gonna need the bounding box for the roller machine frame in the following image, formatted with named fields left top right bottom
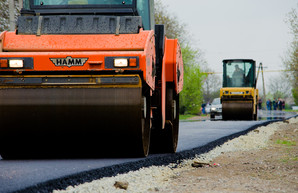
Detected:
left=0, top=0, right=183, bottom=158
left=220, top=59, right=258, bottom=120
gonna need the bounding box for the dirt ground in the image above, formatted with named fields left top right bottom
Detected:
left=158, top=120, right=298, bottom=193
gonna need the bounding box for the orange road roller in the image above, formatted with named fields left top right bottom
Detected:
left=0, top=0, right=183, bottom=158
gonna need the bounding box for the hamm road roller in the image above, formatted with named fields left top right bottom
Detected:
left=0, top=0, right=183, bottom=158
left=220, top=59, right=258, bottom=120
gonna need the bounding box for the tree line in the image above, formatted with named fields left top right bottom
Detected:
left=2, top=0, right=295, bottom=113
left=283, top=5, right=298, bottom=105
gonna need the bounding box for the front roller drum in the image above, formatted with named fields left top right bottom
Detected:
left=0, top=78, right=151, bottom=158
left=222, top=100, right=254, bottom=120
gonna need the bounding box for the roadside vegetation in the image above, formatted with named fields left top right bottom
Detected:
left=283, top=5, right=298, bottom=105
left=0, top=0, right=20, bottom=31
left=155, top=0, right=207, bottom=115
left=179, top=114, right=196, bottom=120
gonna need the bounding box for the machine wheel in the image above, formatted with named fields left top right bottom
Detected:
left=210, top=113, right=215, bottom=120
left=150, top=85, right=179, bottom=153
left=138, top=95, right=152, bottom=157
left=254, top=104, right=258, bottom=120
left=129, top=91, right=152, bottom=157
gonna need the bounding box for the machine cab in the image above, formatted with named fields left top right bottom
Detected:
left=222, top=59, right=256, bottom=88
left=20, top=0, right=155, bottom=33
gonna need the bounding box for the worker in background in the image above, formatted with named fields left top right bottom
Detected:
left=201, top=103, right=206, bottom=115
left=258, top=97, right=262, bottom=109
left=282, top=99, right=285, bottom=110
left=272, top=98, right=277, bottom=110
left=278, top=98, right=283, bottom=111
left=266, top=99, right=272, bottom=111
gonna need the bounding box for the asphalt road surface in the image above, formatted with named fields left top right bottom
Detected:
left=0, top=110, right=296, bottom=193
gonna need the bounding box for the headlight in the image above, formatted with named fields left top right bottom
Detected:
left=9, top=59, right=24, bottom=68
left=114, top=58, right=128, bottom=67
left=211, top=107, right=216, bottom=111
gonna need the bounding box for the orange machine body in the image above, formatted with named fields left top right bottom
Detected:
left=0, top=0, right=183, bottom=158
left=0, top=29, right=183, bottom=130
left=0, top=30, right=183, bottom=95
left=0, top=30, right=156, bottom=89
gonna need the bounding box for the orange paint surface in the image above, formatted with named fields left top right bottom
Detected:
left=163, top=38, right=184, bottom=94
left=0, top=30, right=156, bottom=89
left=2, top=30, right=150, bottom=52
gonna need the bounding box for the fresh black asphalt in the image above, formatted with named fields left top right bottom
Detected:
left=0, top=111, right=296, bottom=193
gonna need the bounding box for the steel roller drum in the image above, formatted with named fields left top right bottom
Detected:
left=0, top=77, right=148, bottom=158
left=222, top=100, right=253, bottom=120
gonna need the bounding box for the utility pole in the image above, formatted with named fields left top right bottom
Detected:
left=9, top=0, right=15, bottom=31
left=256, top=62, right=266, bottom=101
left=261, top=63, right=266, bottom=101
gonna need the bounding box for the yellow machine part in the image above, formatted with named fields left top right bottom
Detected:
left=220, top=87, right=258, bottom=120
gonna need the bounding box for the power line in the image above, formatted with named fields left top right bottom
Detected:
left=202, top=69, right=292, bottom=74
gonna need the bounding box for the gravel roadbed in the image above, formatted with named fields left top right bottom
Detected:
left=54, top=117, right=298, bottom=193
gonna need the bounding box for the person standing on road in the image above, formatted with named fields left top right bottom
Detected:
left=269, top=99, right=272, bottom=111
left=266, top=99, right=272, bottom=111
left=273, top=98, right=277, bottom=110
left=278, top=98, right=283, bottom=111
left=282, top=100, right=285, bottom=110
left=258, top=97, right=262, bottom=109
left=201, top=103, right=206, bottom=114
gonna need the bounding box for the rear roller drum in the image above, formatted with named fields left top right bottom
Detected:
left=150, top=85, right=179, bottom=153
left=222, top=101, right=254, bottom=120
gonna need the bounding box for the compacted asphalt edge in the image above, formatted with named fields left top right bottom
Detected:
left=14, top=116, right=297, bottom=193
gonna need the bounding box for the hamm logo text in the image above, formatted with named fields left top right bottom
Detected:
left=50, top=56, right=88, bottom=68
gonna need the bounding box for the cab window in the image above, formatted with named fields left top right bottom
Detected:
left=223, top=60, right=254, bottom=88
left=136, top=0, right=154, bottom=30
left=34, top=0, right=133, bottom=6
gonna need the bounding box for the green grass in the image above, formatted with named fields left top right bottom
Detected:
left=276, top=139, right=296, bottom=146
left=280, top=155, right=298, bottom=163
left=284, top=109, right=298, bottom=113
left=179, top=114, right=196, bottom=120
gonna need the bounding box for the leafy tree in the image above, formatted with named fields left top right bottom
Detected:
left=155, top=0, right=206, bottom=114
left=268, top=74, right=292, bottom=100
left=179, top=45, right=205, bottom=114
left=201, top=68, right=221, bottom=104
left=0, top=0, right=10, bottom=32
left=154, top=0, right=186, bottom=44
left=0, top=0, right=20, bottom=32
left=283, top=5, right=298, bottom=105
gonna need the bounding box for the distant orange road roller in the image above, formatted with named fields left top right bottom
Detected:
left=0, top=0, right=183, bottom=158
